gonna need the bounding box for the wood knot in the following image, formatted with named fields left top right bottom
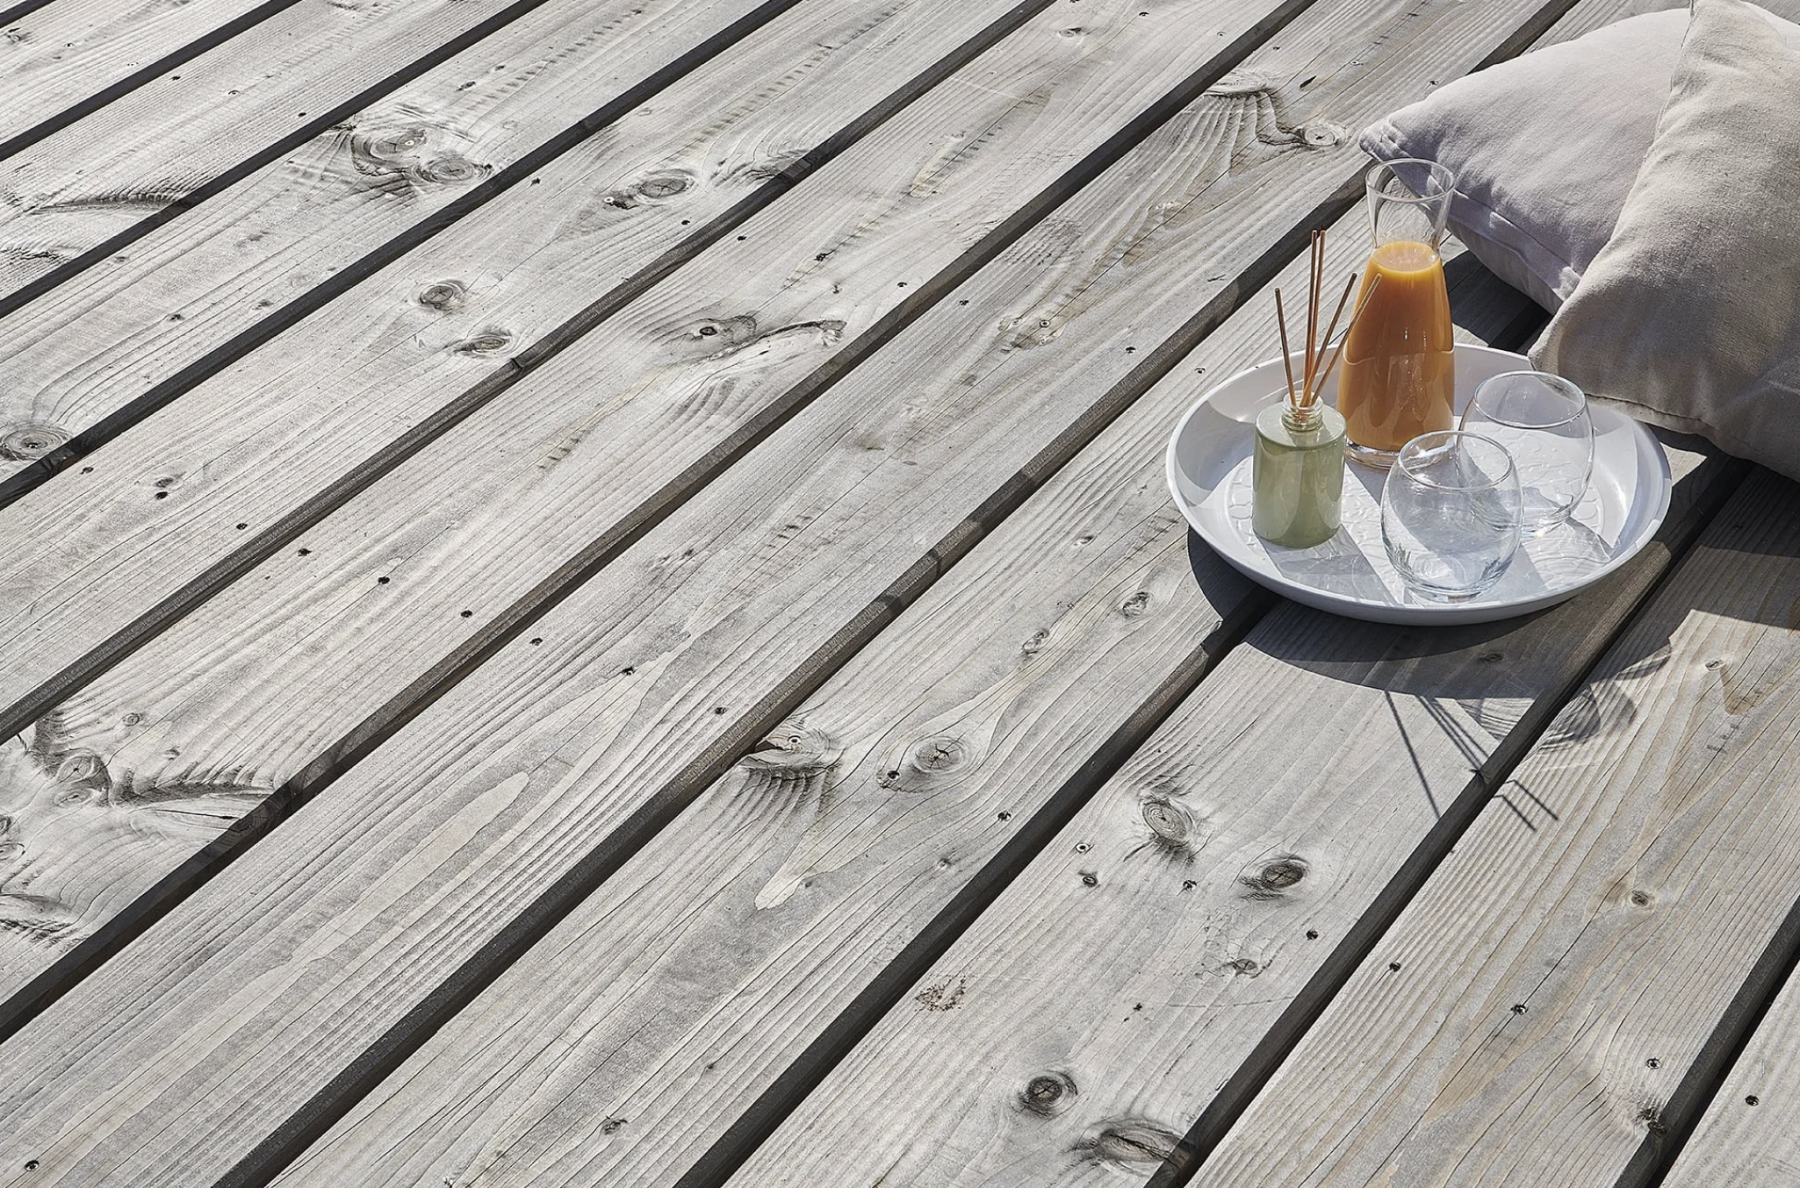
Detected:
left=414, top=154, right=489, bottom=185
left=54, top=749, right=110, bottom=793
left=1297, top=120, right=1347, bottom=148
left=738, top=718, right=841, bottom=778
left=689, top=313, right=758, bottom=350
left=1020, top=1071, right=1078, bottom=1117
left=1140, top=794, right=1198, bottom=854
left=1225, top=956, right=1261, bottom=976
left=452, top=328, right=512, bottom=355
left=1241, top=855, right=1308, bottom=897
left=1, top=422, right=69, bottom=461
left=908, top=735, right=969, bottom=775
left=605, top=167, right=698, bottom=207
left=1073, top=1118, right=1182, bottom=1168
left=416, top=279, right=468, bottom=312
left=1021, top=627, right=1050, bottom=656
left=1120, top=591, right=1151, bottom=617
left=350, top=126, right=491, bottom=187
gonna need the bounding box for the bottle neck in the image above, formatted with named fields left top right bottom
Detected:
left=1282, top=402, right=1324, bottom=434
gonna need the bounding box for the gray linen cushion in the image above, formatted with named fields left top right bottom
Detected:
left=1531, top=0, right=1800, bottom=479
left=1361, top=5, right=1800, bottom=312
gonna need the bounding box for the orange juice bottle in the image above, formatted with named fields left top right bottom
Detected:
left=1337, top=161, right=1458, bottom=468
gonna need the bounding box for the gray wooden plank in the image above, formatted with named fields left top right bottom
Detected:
left=0, top=0, right=839, bottom=500
left=0, top=0, right=564, bottom=301
left=1661, top=950, right=1800, bottom=1186
left=0, top=0, right=1321, bottom=1165
left=0, top=0, right=304, bottom=157
left=0, top=0, right=1103, bottom=728
left=266, top=220, right=1532, bottom=1188
left=1181, top=468, right=1800, bottom=1187
left=0, top=0, right=1314, bottom=965
left=705, top=356, right=1733, bottom=1186
left=0, top=0, right=1630, bottom=1181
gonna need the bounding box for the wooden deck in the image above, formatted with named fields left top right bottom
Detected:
left=2, top=0, right=1799, bottom=1183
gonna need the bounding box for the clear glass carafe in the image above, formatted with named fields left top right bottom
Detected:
left=1338, top=160, right=1457, bottom=469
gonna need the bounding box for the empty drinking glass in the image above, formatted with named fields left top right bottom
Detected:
left=1381, top=431, right=1523, bottom=601
left=1459, top=371, right=1592, bottom=536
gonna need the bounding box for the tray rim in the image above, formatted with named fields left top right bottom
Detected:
left=1164, top=344, right=1673, bottom=625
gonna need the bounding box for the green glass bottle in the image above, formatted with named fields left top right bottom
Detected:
left=1252, top=400, right=1347, bottom=548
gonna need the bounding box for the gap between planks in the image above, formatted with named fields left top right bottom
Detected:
left=0, top=0, right=1663, bottom=1180
left=0, top=0, right=310, bottom=161
left=0, top=0, right=1517, bottom=1179
left=0, top=0, right=796, bottom=335
left=0, top=0, right=1323, bottom=1039
left=0, top=6, right=1648, bottom=1188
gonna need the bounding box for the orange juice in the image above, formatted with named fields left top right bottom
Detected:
left=1337, top=240, right=1454, bottom=458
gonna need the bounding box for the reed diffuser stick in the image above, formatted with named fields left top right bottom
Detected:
left=1311, top=275, right=1382, bottom=401
left=1302, top=273, right=1359, bottom=407
left=1303, top=231, right=1323, bottom=400
left=1275, top=288, right=1297, bottom=403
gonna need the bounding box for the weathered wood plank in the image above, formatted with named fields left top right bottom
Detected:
left=0, top=0, right=1133, bottom=725
left=264, top=222, right=1530, bottom=1188
left=0, top=0, right=571, bottom=303
left=0, top=0, right=841, bottom=500
left=0, top=0, right=1330, bottom=1165
left=0, top=0, right=303, bottom=158
left=1661, top=950, right=1800, bottom=1186
left=0, top=0, right=1314, bottom=1009
left=0, top=0, right=1642, bottom=1182
left=704, top=365, right=1733, bottom=1185
left=1181, top=468, right=1800, bottom=1187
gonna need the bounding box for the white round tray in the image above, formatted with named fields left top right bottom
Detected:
left=1164, top=345, right=1671, bottom=625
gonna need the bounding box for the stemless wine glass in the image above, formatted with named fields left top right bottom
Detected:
left=1459, top=371, right=1593, bottom=535
left=1381, top=432, right=1523, bottom=601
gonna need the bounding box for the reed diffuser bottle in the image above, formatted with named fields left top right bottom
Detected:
left=1251, top=229, right=1368, bottom=549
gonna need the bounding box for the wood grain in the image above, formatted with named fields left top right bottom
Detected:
left=0, top=0, right=1638, bottom=1182
left=0, top=0, right=818, bottom=499
left=0, top=0, right=303, bottom=157
left=0, top=0, right=1542, bottom=1015
left=0, top=0, right=1312, bottom=1010
left=0, top=0, right=1096, bottom=724
left=0, top=0, right=553, bottom=301
left=0, top=0, right=1326, bottom=1171
left=1182, top=469, right=1800, bottom=1187
left=267, top=218, right=1530, bottom=1188
left=708, top=374, right=1732, bottom=1185
left=1661, top=940, right=1800, bottom=1186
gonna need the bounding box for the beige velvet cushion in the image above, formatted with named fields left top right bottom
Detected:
left=1531, top=0, right=1800, bottom=480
